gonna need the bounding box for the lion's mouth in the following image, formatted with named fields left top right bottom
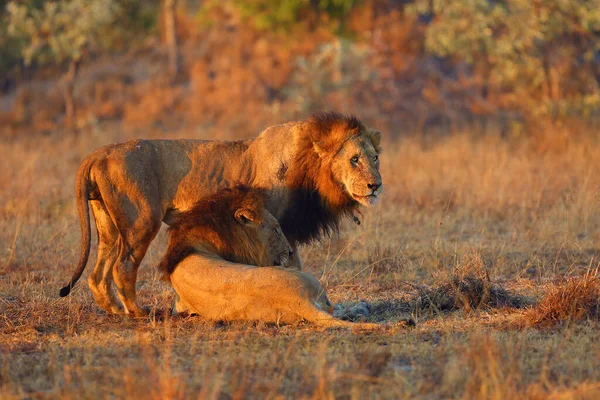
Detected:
left=353, top=193, right=378, bottom=200
left=273, top=254, right=289, bottom=267
left=351, top=193, right=380, bottom=206
left=352, top=185, right=383, bottom=205
left=353, top=193, right=377, bottom=199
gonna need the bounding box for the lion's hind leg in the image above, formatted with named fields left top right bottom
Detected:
left=111, top=212, right=162, bottom=318
left=88, top=200, right=124, bottom=314
left=93, top=158, right=162, bottom=318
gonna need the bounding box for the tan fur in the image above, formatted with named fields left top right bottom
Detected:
left=170, top=254, right=380, bottom=330
left=59, top=112, right=383, bottom=317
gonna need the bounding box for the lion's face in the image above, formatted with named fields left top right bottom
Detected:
left=235, top=207, right=293, bottom=267
left=329, top=131, right=383, bottom=207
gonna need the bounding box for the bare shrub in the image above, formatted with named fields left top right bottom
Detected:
left=411, top=253, right=529, bottom=314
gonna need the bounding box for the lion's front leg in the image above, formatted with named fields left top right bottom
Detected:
left=172, top=293, right=192, bottom=316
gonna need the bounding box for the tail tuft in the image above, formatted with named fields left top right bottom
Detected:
left=59, top=285, right=72, bottom=297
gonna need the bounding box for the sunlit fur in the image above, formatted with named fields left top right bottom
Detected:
left=59, top=112, right=383, bottom=316
left=158, top=186, right=292, bottom=280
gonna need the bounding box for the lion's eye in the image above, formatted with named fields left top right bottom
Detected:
left=351, top=156, right=359, bottom=164
left=373, top=155, right=378, bottom=162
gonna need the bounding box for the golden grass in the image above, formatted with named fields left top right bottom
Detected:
left=521, top=268, right=600, bottom=328
left=2, top=124, right=600, bottom=398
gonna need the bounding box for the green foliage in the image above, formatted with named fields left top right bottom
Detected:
left=408, top=0, right=600, bottom=118
left=234, top=0, right=301, bottom=31
left=0, top=19, right=23, bottom=76
left=117, top=0, right=159, bottom=39
left=202, top=0, right=360, bottom=33
left=1, top=0, right=156, bottom=76
left=6, top=0, right=121, bottom=66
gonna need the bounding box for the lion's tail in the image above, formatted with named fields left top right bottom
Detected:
left=306, top=307, right=381, bottom=330
left=59, top=156, right=94, bottom=297
left=318, top=318, right=382, bottom=330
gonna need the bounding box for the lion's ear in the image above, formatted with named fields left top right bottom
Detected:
left=313, top=141, right=329, bottom=159
left=366, top=127, right=382, bottom=151
left=234, top=207, right=259, bottom=225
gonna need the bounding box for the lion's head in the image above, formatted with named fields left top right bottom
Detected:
left=159, top=186, right=293, bottom=279
left=315, top=129, right=383, bottom=208
left=282, top=112, right=383, bottom=242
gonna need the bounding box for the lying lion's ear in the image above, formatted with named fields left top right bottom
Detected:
left=234, top=207, right=259, bottom=224
left=366, top=127, right=382, bottom=151
left=313, top=141, right=329, bottom=159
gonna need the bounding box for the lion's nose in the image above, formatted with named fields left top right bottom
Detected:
left=367, top=182, right=381, bottom=192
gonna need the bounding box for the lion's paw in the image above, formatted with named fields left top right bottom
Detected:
left=333, top=300, right=371, bottom=321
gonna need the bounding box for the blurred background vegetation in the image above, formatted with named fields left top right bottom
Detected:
left=0, top=0, right=599, bottom=137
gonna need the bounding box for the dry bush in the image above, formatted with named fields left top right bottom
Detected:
left=3, top=0, right=587, bottom=137
left=124, top=80, right=184, bottom=128
left=521, top=269, right=600, bottom=328
left=184, top=5, right=322, bottom=132
left=10, top=84, right=65, bottom=131
left=411, top=253, right=529, bottom=314
left=77, top=69, right=134, bottom=121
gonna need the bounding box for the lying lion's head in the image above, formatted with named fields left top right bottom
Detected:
left=234, top=200, right=292, bottom=268
left=159, top=186, right=293, bottom=279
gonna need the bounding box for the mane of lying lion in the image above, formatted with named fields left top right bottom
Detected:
left=280, top=111, right=370, bottom=243
left=158, top=186, right=267, bottom=279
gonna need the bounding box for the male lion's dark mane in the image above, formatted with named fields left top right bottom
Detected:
left=158, top=186, right=266, bottom=278
left=280, top=111, right=363, bottom=243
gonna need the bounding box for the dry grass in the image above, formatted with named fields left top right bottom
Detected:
left=521, top=269, right=600, bottom=328
left=2, top=124, right=600, bottom=398
left=410, top=253, right=532, bottom=315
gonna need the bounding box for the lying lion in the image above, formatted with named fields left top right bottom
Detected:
left=160, top=187, right=380, bottom=329
left=60, top=112, right=383, bottom=316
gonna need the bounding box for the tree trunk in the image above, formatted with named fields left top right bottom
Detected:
left=163, top=0, right=180, bottom=79
left=64, top=59, right=79, bottom=127
left=541, top=48, right=558, bottom=123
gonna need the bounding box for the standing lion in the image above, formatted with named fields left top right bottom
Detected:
left=60, top=112, right=383, bottom=316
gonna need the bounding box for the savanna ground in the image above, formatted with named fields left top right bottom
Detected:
left=2, top=123, right=600, bottom=399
